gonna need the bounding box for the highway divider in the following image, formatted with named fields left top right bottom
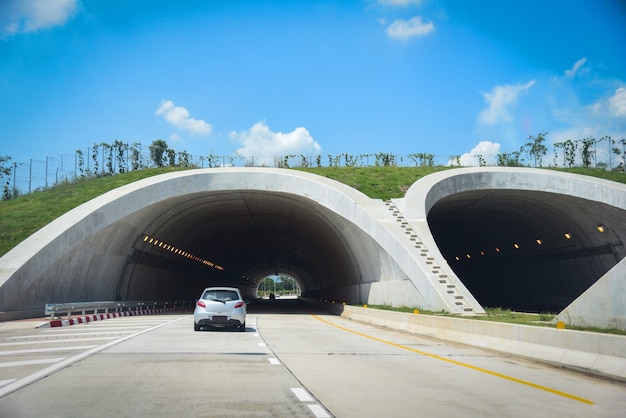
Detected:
left=311, top=300, right=626, bottom=382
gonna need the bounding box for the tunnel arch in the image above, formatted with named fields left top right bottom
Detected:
left=1, top=167, right=624, bottom=329
left=402, top=167, right=626, bottom=326
left=116, top=189, right=364, bottom=302
left=0, top=168, right=436, bottom=319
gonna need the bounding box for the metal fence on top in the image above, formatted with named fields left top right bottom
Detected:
left=3, top=150, right=456, bottom=198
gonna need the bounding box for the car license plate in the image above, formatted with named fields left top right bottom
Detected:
left=212, top=316, right=227, bottom=322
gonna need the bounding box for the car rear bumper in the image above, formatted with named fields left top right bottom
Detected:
left=194, top=313, right=245, bottom=328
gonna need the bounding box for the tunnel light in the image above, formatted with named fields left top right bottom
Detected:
left=513, top=243, right=520, bottom=249
left=597, top=225, right=606, bottom=233
left=141, top=234, right=225, bottom=272
left=564, top=232, right=572, bottom=239
left=536, top=239, right=542, bottom=245
left=466, top=254, right=471, bottom=259
left=495, top=247, right=500, bottom=253
left=455, top=256, right=460, bottom=261
left=480, top=251, right=485, bottom=256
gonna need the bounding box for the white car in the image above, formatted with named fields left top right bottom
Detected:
left=194, top=287, right=247, bottom=331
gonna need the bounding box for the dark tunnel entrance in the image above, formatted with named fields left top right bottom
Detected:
left=117, top=190, right=362, bottom=304
left=427, top=189, right=625, bottom=313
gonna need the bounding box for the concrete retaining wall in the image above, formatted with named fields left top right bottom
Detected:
left=338, top=305, right=626, bottom=382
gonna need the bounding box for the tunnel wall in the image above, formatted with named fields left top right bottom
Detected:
left=1, top=167, right=622, bottom=328
left=401, top=167, right=626, bottom=330
left=0, top=168, right=461, bottom=320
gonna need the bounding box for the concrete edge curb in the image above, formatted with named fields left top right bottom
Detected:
left=333, top=304, right=626, bottom=382
left=40, top=307, right=189, bottom=328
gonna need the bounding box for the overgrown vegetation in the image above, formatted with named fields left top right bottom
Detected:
left=361, top=305, right=626, bottom=335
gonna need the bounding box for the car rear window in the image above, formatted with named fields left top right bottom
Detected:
left=203, top=289, right=239, bottom=302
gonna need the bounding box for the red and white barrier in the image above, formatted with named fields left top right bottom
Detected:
left=47, top=307, right=187, bottom=327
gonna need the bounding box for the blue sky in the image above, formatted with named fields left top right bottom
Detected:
left=1, top=0, right=625, bottom=167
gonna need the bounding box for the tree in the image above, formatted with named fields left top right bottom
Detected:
left=1, top=155, right=15, bottom=200
left=112, top=140, right=128, bottom=173
left=496, top=152, right=521, bottom=167
left=166, top=148, right=176, bottom=166
left=131, top=142, right=143, bottom=171
left=524, top=132, right=548, bottom=167
left=76, top=149, right=85, bottom=178
left=561, top=139, right=577, bottom=168
left=613, top=139, right=626, bottom=172
left=149, top=139, right=168, bottom=167
left=580, top=137, right=595, bottom=168
left=409, top=153, right=435, bottom=167
left=91, top=143, right=100, bottom=176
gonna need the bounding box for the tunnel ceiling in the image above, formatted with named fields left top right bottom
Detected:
left=427, top=189, right=625, bottom=312
left=123, top=190, right=360, bottom=301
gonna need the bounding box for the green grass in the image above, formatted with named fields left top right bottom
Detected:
left=294, top=166, right=453, bottom=201
left=1, top=165, right=624, bottom=258
left=361, top=304, right=626, bottom=335
left=0, top=167, right=194, bottom=256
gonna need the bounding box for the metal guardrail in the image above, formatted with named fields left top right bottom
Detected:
left=44, top=300, right=192, bottom=319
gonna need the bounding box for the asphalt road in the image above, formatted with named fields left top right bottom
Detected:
left=0, top=299, right=624, bottom=417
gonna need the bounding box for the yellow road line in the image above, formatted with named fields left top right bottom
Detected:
left=312, top=314, right=594, bottom=405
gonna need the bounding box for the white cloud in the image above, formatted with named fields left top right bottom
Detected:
left=609, top=87, right=626, bottom=118
left=455, top=141, right=501, bottom=167
left=155, top=100, right=213, bottom=136
left=0, top=0, right=77, bottom=37
left=378, top=0, right=423, bottom=6
left=386, top=16, right=434, bottom=40
left=230, top=121, right=322, bottom=166
left=564, top=57, right=588, bottom=78
left=477, top=80, right=535, bottom=126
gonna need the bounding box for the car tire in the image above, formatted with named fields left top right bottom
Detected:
left=194, top=323, right=201, bottom=331
left=239, top=322, right=246, bottom=332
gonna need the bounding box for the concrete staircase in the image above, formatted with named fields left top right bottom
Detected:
left=384, top=200, right=475, bottom=314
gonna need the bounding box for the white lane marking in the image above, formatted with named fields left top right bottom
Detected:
left=0, top=317, right=186, bottom=398
left=0, top=337, right=117, bottom=346
left=258, top=342, right=267, bottom=347
left=308, top=404, right=331, bottom=418
left=0, top=358, right=66, bottom=368
left=291, top=387, right=314, bottom=402
left=253, top=333, right=260, bottom=337
left=43, top=326, right=147, bottom=331
left=0, top=379, right=17, bottom=387
left=0, top=345, right=98, bottom=355
left=11, top=331, right=138, bottom=338
left=268, top=358, right=280, bottom=365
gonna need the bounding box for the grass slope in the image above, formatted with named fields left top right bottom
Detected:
left=1, top=166, right=624, bottom=257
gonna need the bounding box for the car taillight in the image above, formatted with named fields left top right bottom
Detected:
left=197, top=300, right=206, bottom=308
left=234, top=301, right=245, bottom=309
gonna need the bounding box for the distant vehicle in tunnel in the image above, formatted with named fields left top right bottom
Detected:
left=194, top=287, right=247, bottom=332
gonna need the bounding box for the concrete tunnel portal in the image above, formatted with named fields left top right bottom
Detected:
left=0, top=167, right=624, bottom=328
left=428, top=189, right=624, bottom=313
left=119, top=190, right=361, bottom=303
